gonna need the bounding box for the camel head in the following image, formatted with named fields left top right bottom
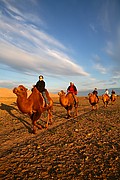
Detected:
left=88, top=93, right=93, bottom=97
left=13, top=85, right=28, bottom=97
left=58, top=90, right=66, bottom=96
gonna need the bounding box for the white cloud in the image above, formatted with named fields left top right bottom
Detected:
left=92, top=54, right=107, bottom=74
left=0, top=1, right=89, bottom=78
left=0, top=39, right=89, bottom=77
left=94, top=63, right=107, bottom=74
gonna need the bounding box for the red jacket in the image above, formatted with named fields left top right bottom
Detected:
left=67, top=85, right=77, bottom=95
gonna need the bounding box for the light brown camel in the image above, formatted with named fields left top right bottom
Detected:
left=13, top=85, right=53, bottom=134
left=58, top=90, right=78, bottom=119
left=88, top=93, right=99, bottom=110
left=110, top=94, right=116, bottom=105
left=102, top=94, right=110, bottom=107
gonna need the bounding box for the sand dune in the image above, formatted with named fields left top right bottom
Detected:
left=0, top=88, right=16, bottom=97
left=0, top=88, right=58, bottom=97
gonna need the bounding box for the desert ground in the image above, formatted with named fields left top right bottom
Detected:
left=0, top=89, right=120, bottom=180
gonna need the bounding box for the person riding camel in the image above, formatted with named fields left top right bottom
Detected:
left=92, top=88, right=99, bottom=100
left=105, top=89, right=110, bottom=97
left=67, top=82, right=78, bottom=106
left=110, top=89, right=116, bottom=100
left=35, top=75, right=49, bottom=107
left=111, top=90, right=115, bottom=94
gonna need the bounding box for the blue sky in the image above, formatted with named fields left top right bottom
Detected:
left=0, top=0, right=120, bottom=93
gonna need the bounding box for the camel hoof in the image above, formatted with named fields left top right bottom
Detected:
left=38, top=125, right=42, bottom=129
left=32, top=130, right=36, bottom=134
left=45, top=124, right=48, bottom=129
left=67, top=115, right=71, bottom=119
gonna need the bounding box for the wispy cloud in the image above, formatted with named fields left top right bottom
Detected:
left=89, top=23, right=97, bottom=33
left=94, top=63, right=107, bottom=74
left=92, top=54, right=107, bottom=74
left=0, top=0, right=89, bottom=78
left=104, top=41, right=114, bottom=56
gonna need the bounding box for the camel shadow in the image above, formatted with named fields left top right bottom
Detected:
left=0, top=103, right=33, bottom=133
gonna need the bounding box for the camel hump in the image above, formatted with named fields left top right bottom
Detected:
left=67, top=92, right=74, bottom=95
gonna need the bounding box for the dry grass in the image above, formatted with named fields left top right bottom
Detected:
left=0, top=95, right=120, bottom=179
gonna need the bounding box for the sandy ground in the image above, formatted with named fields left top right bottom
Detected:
left=0, top=89, right=120, bottom=179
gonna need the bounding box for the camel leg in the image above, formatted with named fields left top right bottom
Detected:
left=67, top=110, right=71, bottom=119
left=96, top=104, right=98, bottom=110
left=106, top=101, right=108, bottom=107
left=48, top=109, right=52, bottom=125
left=32, top=120, right=37, bottom=134
left=46, top=109, right=52, bottom=129
left=31, top=112, right=42, bottom=134
left=74, top=107, right=78, bottom=117
left=104, top=102, right=106, bottom=108
left=32, top=120, right=42, bottom=134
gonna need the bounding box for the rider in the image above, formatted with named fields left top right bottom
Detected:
left=105, top=89, right=110, bottom=97
left=67, top=82, right=78, bottom=106
left=93, top=88, right=99, bottom=100
left=110, top=90, right=116, bottom=99
left=35, top=75, right=49, bottom=107
left=111, top=90, right=115, bottom=94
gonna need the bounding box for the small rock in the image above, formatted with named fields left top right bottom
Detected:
left=75, top=128, right=79, bottom=132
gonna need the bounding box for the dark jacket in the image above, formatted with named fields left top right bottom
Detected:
left=35, top=80, right=45, bottom=92
left=92, top=90, right=98, bottom=96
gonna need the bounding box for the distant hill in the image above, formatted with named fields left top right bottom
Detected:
left=77, top=88, right=120, bottom=96
left=0, top=88, right=16, bottom=97
left=0, top=88, right=58, bottom=98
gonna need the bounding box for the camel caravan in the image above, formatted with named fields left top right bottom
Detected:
left=88, top=88, right=117, bottom=110
left=102, top=89, right=117, bottom=107
left=13, top=81, right=117, bottom=134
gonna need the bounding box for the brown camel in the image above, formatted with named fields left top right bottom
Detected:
left=58, top=90, right=78, bottom=119
left=88, top=93, right=99, bottom=110
left=110, top=94, right=116, bottom=105
left=102, top=94, right=110, bottom=107
left=13, top=85, right=53, bottom=134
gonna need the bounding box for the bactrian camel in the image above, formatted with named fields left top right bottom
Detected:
left=58, top=90, right=78, bottom=119
left=88, top=93, right=99, bottom=110
left=13, top=85, right=53, bottom=134
left=102, top=94, right=110, bottom=107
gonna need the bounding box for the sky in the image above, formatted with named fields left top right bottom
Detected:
left=0, top=0, right=120, bottom=93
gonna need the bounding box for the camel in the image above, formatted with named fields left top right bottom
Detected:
left=88, top=93, right=99, bottom=110
left=13, top=85, right=53, bottom=134
left=58, top=90, right=78, bottom=119
left=110, top=94, right=116, bottom=105
left=102, top=94, right=110, bottom=107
